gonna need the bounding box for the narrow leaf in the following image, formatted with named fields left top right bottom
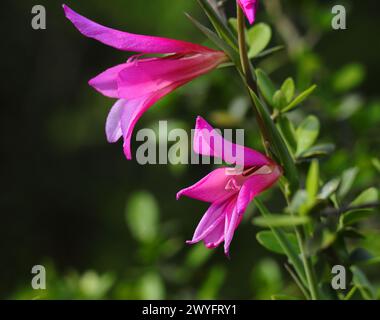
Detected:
left=256, top=69, right=276, bottom=106
left=282, top=85, right=317, bottom=113
left=254, top=214, right=310, bottom=227
left=306, top=160, right=319, bottom=204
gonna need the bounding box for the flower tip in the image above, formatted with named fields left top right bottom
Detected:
left=176, top=192, right=182, bottom=201
left=62, top=4, right=71, bottom=15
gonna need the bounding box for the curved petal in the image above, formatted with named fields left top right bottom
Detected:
left=89, top=63, right=127, bottom=98
left=118, top=82, right=183, bottom=159
left=177, top=168, right=239, bottom=203
left=63, top=4, right=212, bottom=54
left=193, top=116, right=270, bottom=168
left=105, top=99, right=126, bottom=143
left=203, top=219, right=225, bottom=249
left=237, top=0, right=259, bottom=24
left=186, top=200, right=229, bottom=245
left=224, top=201, right=243, bottom=256
left=236, top=164, right=282, bottom=214
left=89, top=52, right=226, bottom=100
left=116, top=52, right=226, bottom=100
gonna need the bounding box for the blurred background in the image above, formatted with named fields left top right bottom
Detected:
left=1, top=0, right=379, bottom=299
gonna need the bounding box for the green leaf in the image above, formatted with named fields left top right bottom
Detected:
left=277, top=116, right=297, bottom=154
left=341, top=209, right=373, bottom=226
left=288, top=190, right=308, bottom=214
left=297, top=143, right=335, bottom=160
left=338, top=167, right=359, bottom=199
left=185, top=13, right=236, bottom=60
left=372, top=158, right=380, bottom=173
left=256, top=231, right=299, bottom=255
left=318, top=178, right=341, bottom=200
left=350, top=266, right=375, bottom=300
left=306, top=160, right=319, bottom=204
left=254, top=199, right=306, bottom=286
left=228, top=18, right=238, bottom=33
left=247, top=23, right=272, bottom=58
left=256, top=69, right=276, bottom=106
left=273, top=90, right=287, bottom=110
left=125, top=191, right=159, bottom=243
left=197, top=0, right=238, bottom=51
left=282, top=85, right=317, bottom=113
left=296, top=115, right=320, bottom=156
left=350, top=187, right=379, bottom=206
left=333, top=63, right=366, bottom=93
left=254, top=214, right=310, bottom=227
left=281, top=78, right=295, bottom=104
left=252, top=45, right=284, bottom=59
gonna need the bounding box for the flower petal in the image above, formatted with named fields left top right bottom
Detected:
left=193, top=116, right=270, bottom=168
left=236, top=164, right=282, bottom=214
left=203, top=219, right=225, bottom=249
left=177, top=168, right=237, bottom=203
left=116, top=52, right=226, bottom=100
left=186, top=200, right=229, bottom=245
left=89, top=63, right=127, bottom=98
left=223, top=202, right=243, bottom=256
left=105, top=99, right=126, bottom=143
left=63, top=4, right=212, bottom=54
left=118, top=82, right=183, bottom=160
left=237, top=0, right=259, bottom=24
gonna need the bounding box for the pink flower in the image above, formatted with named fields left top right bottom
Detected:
left=63, top=5, right=228, bottom=159
left=177, top=117, right=281, bottom=256
left=237, top=0, right=259, bottom=24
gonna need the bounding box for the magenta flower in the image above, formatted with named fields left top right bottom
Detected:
left=177, top=117, right=281, bottom=256
left=237, top=0, right=259, bottom=24
left=63, top=5, right=228, bottom=159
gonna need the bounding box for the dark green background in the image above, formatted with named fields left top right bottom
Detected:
left=1, top=0, right=379, bottom=299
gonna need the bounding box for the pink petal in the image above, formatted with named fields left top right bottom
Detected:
left=116, top=52, right=226, bottom=100
left=236, top=164, right=282, bottom=214
left=118, top=82, right=183, bottom=160
left=63, top=4, right=213, bottom=54
left=176, top=168, right=238, bottom=203
left=194, top=116, right=270, bottom=168
left=224, top=202, right=243, bottom=256
left=89, top=63, right=127, bottom=98
left=186, top=200, right=229, bottom=245
left=237, top=0, right=259, bottom=24
left=105, top=99, right=126, bottom=143
left=89, top=52, right=226, bottom=100
left=203, top=219, right=225, bottom=249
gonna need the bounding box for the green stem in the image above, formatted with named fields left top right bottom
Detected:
left=344, top=286, right=357, bottom=300
left=236, top=5, right=270, bottom=155
left=284, top=193, right=319, bottom=300
left=294, top=227, right=319, bottom=300
left=284, top=264, right=310, bottom=300
left=254, top=199, right=308, bottom=289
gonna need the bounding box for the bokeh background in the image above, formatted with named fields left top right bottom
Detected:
left=1, top=0, right=379, bottom=299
